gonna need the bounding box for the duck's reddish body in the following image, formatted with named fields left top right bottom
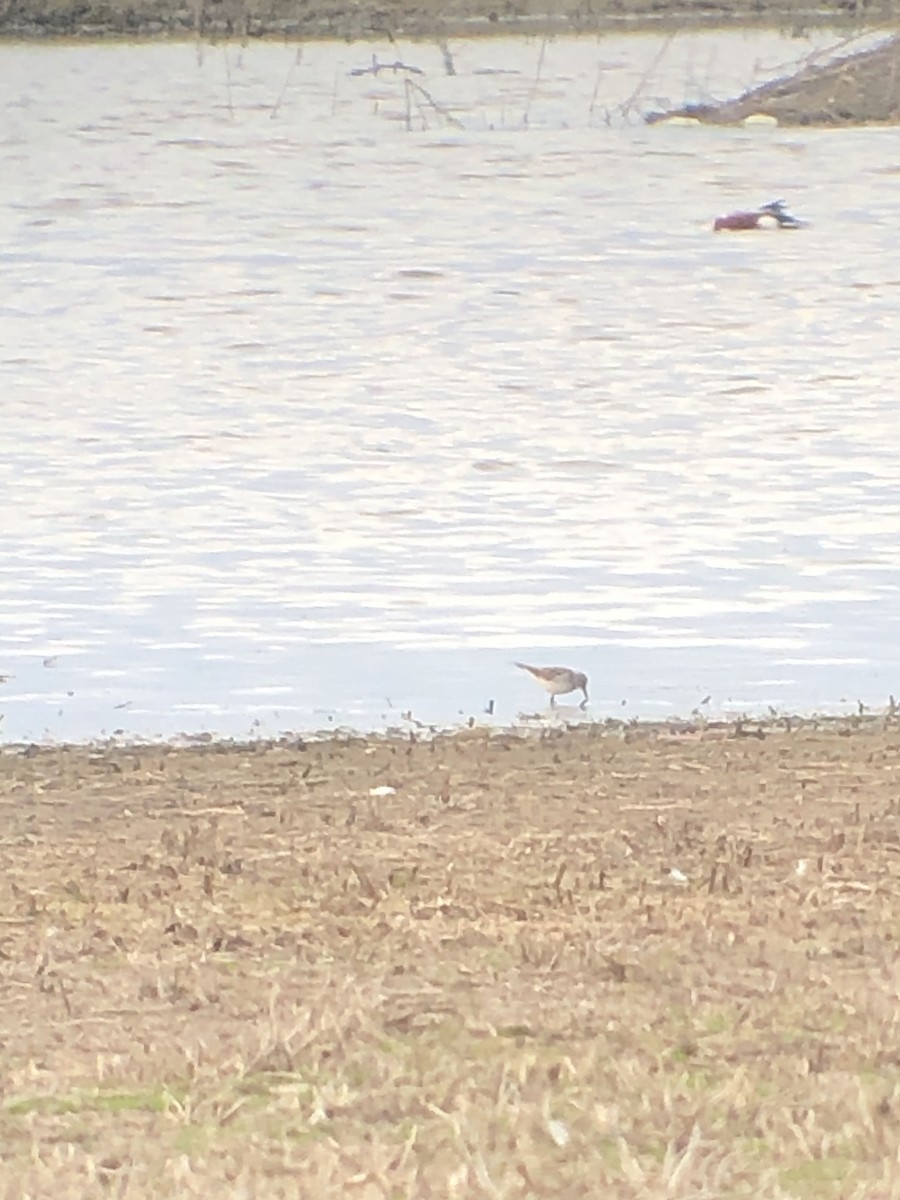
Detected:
left=713, top=199, right=806, bottom=233
left=713, top=210, right=765, bottom=232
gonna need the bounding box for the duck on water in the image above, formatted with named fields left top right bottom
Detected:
left=713, top=199, right=807, bottom=232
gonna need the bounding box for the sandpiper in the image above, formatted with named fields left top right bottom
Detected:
left=515, top=662, right=589, bottom=709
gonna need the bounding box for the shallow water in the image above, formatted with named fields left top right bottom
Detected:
left=2, top=30, right=900, bottom=742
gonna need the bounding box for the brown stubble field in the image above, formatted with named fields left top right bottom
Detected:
left=2, top=719, right=900, bottom=1197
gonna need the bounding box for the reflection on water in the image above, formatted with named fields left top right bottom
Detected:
left=2, top=30, right=900, bottom=742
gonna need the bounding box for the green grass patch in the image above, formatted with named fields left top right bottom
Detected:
left=8, top=1086, right=182, bottom=1118
left=779, top=1156, right=860, bottom=1196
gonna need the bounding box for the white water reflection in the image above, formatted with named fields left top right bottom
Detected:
left=2, top=31, right=900, bottom=741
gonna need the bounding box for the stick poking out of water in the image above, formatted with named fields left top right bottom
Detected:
left=438, top=40, right=456, bottom=77
left=404, top=78, right=463, bottom=131
left=350, top=55, right=424, bottom=78
left=271, top=48, right=303, bottom=119
left=522, top=36, right=548, bottom=126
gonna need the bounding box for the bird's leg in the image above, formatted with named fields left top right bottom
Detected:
left=550, top=695, right=556, bottom=708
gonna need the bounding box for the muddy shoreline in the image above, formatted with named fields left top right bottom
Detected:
left=2, top=716, right=900, bottom=1193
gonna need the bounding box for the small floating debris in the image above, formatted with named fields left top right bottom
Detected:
left=713, top=199, right=807, bottom=232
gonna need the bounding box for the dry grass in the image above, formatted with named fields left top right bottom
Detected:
left=2, top=718, right=900, bottom=1196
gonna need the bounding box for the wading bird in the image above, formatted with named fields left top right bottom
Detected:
left=515, top=662, right=589, bottom=709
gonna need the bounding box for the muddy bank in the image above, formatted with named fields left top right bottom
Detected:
left=652, top=27, right=900, bottom=124
left=0, top=0, right=894, bottom=41
left=2, top=717, right=900, bottom=1194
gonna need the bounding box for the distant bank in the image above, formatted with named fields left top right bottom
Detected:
left=0, top=0, right=892, bottom=42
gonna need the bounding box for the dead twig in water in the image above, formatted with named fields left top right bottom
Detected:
left=223, top=48, right=234, bottom=120
left=404, top=78, right=463, bottom=131
left=271, top=48, right=303, bottom=119
left=765, top=30, right=882, bottom=82
left=350, top=55, right=424, bottom=78
left=619, top=30, right=677, bottom=123
left=438, top=40, right=456, bottom=77
left=589, top=61, right=612, bottom=127
left=523, top=36, right=548, bottom=127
